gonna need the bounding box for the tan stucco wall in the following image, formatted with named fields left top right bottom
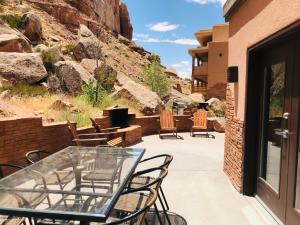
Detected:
left=228, top=0, right=300, bottom=119
left=207, top=41, right=228, bottom=89
left=212, top=24, right=229, bottom=42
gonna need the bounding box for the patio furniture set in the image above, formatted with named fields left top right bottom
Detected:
left=158, top=109, right=209, bottom=138
left=0, top=118, right=175, bottom=225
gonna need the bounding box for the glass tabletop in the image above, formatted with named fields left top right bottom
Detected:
left=0, top=146, right=145, bottom=222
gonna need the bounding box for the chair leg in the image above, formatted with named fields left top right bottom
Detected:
left=154, top=203, right=163, bottom=225
left=159, top=186, right=170, bottom=210
left=158, top=192, right=172, bottom=225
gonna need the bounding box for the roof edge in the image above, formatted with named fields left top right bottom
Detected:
left=223, top=0, right=246, bottom=21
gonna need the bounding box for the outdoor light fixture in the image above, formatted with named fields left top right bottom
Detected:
left=227, top=66, right=238, bottom=83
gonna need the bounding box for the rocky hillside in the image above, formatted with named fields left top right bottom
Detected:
left=0, top=0, right=192, bottom=118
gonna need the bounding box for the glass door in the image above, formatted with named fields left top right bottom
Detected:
left=256, top=51, right=290, bottom=221
left=256, top=36, right=300, bottom=225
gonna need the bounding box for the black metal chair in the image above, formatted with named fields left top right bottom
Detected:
left=36, top=188, right=157, bottom=225
left=0, top=163, right=23, bottom=178
left=127, top=167, right=171, bottom=225
left=0, top=164, right=31, bottom=225
left=131, top=154, right=173, bottom=211
left=25, top=150, right=74, bottom=191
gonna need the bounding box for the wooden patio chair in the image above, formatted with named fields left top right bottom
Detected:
left=158, top=110, right=179, bottom=138
left=90, top=117, right=120, bottom=133
left=68, top=121, right=126, bottom=147
left=190, top=109, right=209, bottom=137
left=67, top=120, right=107, bottom=146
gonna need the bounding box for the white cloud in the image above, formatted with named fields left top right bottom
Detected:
left=186, top=0, right=226, bottom=6
left=147, top=22, right=179, bottom=32
left=133, top=35, right=198, bottom=46
left=133, top=33, right=149, bottom=39
left=168, top=61, right=192, bottom=79
left=181, top=61, right=190, bottom=65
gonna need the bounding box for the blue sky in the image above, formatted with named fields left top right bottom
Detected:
left=122, top=0, right=226, bottom=79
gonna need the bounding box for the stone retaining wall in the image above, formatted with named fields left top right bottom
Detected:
left=223, top=87, right=244, bottom=192
left=0, top=117, right=73, bottom=166
left=0, top=113, right=219, bottom=168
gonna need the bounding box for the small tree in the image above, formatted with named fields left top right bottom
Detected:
left=143, top=60, right=169, bottom=97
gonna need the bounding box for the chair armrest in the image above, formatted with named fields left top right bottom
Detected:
left=72, top=137, right=107, bottom=142
left=100, top=127, right=120, bottom=132
left=78, top=131, right=126, bottom=137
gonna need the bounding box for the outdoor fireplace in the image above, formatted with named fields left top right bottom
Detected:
left=103, top=108, right=133, bottom=128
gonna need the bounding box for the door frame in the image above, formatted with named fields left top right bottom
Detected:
left=243, top=19, right=300, bottom=196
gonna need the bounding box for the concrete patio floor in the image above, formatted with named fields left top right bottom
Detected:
left=133, top=132, right=278, bottom=225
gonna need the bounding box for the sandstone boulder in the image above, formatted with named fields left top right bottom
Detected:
left=0, top=77, right=13, bottom=88
left=73, top=25, right=102, bottom=61
left=47, top=74, right=62, bottom=93
left=50, top=99, right=74, bottom=111
left=206, top=97, right=226, bottom=117
left=0, top=21, right=32, bottom=53
left=189, top=93, right=205, bottom=103
left=213, top=118, right=225, bottom=133
left=119, top=3, right=133, bottom=40
left=70, top=0, right=121, bottom=33
left=0, top=53, right=47, bottom=84
left=0, top=90, right=12, bottom=100
left=165, top=89, right=193, bottom=107
left=114, top=73, right=163, bottom=115
left=21, top=12, right=43, bottom=43
left=54, top=61, right=96, bottom=95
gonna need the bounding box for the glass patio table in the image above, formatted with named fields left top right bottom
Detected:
left=0, top=146, right=145, bottom=223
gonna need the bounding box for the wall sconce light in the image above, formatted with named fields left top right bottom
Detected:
left=227, top=66, right=238, bottom=83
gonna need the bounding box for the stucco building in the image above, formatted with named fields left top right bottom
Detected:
left=188, top=24, right=229, bottom=100
left=223, top=0, right=300, bottom=224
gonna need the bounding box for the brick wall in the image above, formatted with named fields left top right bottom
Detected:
left=223, top=86, right=245, bottom=192
left=207, top=82, right=227, bottom=100
left=0, top=117, right=73, bottom=167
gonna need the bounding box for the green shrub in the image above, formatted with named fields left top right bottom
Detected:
left=37, top=40, right=50, bottom=47
left=0, top=0, right=5, bottom=5
left=0, top=14, right=22, bottom=29
left=63, top=43, right=75, bottom=53
left=0, top=83, right=49, bottom=97
left=81, top=81, right=110, bottom=107
left=41, top=50, right=56, bottom=64
left=143, top=59, right=169, bottom=97
left=57, top=111, right=91, bottom=128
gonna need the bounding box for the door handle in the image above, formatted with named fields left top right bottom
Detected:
left=275, top=129, right=289, bottom=139
left=283, top=112, right=290, bottom=120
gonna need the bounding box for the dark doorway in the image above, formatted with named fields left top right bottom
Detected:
left=243, top=23, right=300, bottom=225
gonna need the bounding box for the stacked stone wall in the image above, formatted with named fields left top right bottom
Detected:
left=223, top=86, right=245, bottom=192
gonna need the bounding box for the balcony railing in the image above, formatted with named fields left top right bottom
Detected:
left=193, top=63, right=208, bottom=77
left=192, top=86, right=207, bottom=94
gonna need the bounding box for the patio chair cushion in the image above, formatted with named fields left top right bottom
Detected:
left=114, top=192, right=148, bottom=213
left=130, top=176, right=158, bottom=189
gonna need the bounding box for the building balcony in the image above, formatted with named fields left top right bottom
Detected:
left=193, top=63, right=208, bottom=77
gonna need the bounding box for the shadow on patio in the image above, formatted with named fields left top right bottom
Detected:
left=133, top=132, right=277, bottom=225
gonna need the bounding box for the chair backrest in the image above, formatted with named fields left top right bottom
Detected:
left=0, top=164, right=23, bottom=178
left=140, top=154, right=173, bottom=169
left=129, top=167, right=168, bottom=191
left=67, top=120, right=82, bottom=146
left=90, top=117, right=101, bottom=133
left=160, top=110, right=175, bottom=128
left=105, top=188, right=157, bottom=225
left=67, top=120, right=78, bottom=138
left=193, top=109, right=208, bottom=129
left=25, top=150, right=52, bottom=165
